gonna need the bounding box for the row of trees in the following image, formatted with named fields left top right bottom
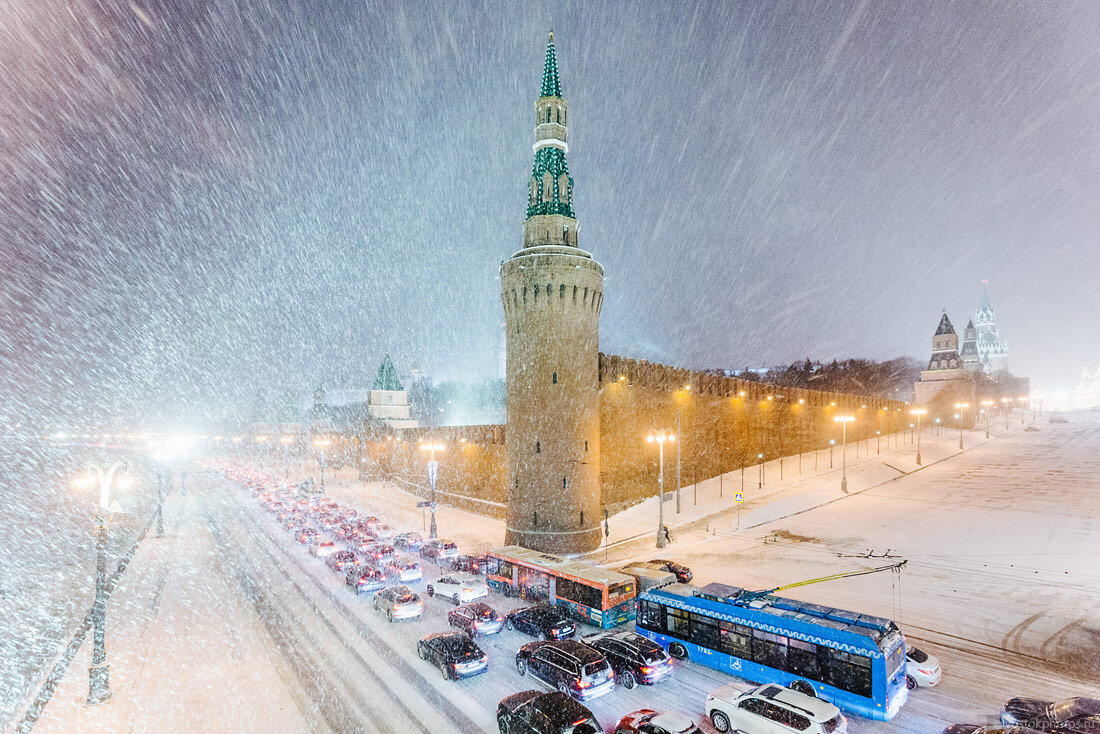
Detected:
left=713, top=357, right=923, bottom=401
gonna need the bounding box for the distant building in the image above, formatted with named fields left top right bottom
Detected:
left=1074, top=365, right=1100, bottom=409
left=368, top=355, right=418, bottom=430
left=300, top=355, right=419, bottom=432
left=974, top=280, right=1009, bottom=375
left=959, top=318, right=981, bottom=374
left=914, top=312, right=975, bottom=406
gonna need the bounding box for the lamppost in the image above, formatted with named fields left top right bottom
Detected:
left=757, top=452, right=764, bottom=489
left=71, top=461, right=135, bottom=705
left=981, top=399, right=995, bottom=438
left=279, top=435, right=293, bottom=479
left=647, top=430, right=676, bottom=548
left=312, top=436, right=332, bottom=493
left=676, top=383, right=690, bottom=514
left=954, top=403, right=969, bottom=449
left=875, top=430, right=881, bottom=455
left=828, top=439, right=835, bottom=468
left=796, top=398, right=805, bottom=474
left=934, top=416, right=941, bottom=437
left=834, top=415, right=854, bottom=493
left=1018, top=396, right=1028, bottom=424
left=910, top=408, right=926, bottom=465
left=419, top=441, right=445, bottom=538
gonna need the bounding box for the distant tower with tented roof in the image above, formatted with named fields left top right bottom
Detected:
left=974, top=280, right=1009, bottom=375
left=914, top=312, right=975, bottom=405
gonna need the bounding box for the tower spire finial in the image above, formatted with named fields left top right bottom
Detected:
left=541, top=29, right=561, bottom=98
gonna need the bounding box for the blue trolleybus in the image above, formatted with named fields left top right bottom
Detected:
left=635, top=582, right=908, bottom=720
left=485, top=546, right=636, bottom=629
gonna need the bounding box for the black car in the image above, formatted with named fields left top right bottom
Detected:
left=945, top=727, right=1048, bottom=734
left=515, top=640, right=615, bottom=701
left=416, top=631, right=488, bottom=680
left=497, top=691, right=602, bottom=734
left=504, top=605, right=576, bottom=640
left=449, top=602, right=504, bottom=637
left=450, top=554, right=488, bottom=575
left=647, top=559, right=693, bottom=583
left=1002, top=698, right=1100, bottom=733
left=582, top=630, right=673, bottom=688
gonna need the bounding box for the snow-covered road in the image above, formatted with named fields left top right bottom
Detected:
left=15, top=416, right=1100, bottom=733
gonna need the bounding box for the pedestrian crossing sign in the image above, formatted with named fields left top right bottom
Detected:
left=734, top=493, right=744, bottom=504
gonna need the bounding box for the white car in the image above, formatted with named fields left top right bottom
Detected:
left=905, top=645, right=942, bottom=688
left=309, top=538, right=338, bottom=558
left=426, top=573, right=489, bottom=605
left=371, top=523, right=397, bottom=540
left=706, top=683, right=847, bottom=734
left=373, top=585, right=425, bottom=622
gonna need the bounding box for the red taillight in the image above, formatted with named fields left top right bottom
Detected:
left=640, top=666, right=654, bottom=674
left=575, top=679, right=590, bottom=689
left=571, top=719, right=588, bottom=726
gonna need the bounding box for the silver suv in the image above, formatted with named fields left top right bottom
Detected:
left=706, top=683, right=847, bottom=734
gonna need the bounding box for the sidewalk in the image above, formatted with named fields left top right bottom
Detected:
left=24, top=480, right=310, bottom=733
left=602, top=412, right=1035, bottom=553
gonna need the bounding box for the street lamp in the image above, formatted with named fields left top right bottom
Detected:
left=674, top=384, right=690, bottom=514
left=828, top=439, right=835, bottom=468
left=279, top=435, right=294, bottom=479
left=419, top=441, right=445, bottom=538
left=647, top=430, right=676, bottom=548
left=757, top=452, right=764, bottom=490
left=834, top=416, right=854, bottom=493
left=312, top=436, right=332, bottom=493
left=910, top=408, right=927, bottom=465
left=71, top=461, right=135, bottom=704
left=1018, top=396, right=1028, bottom=424
left=954, top=403, right=969, bottom=449
left=981, top=400, right=995, bottom=438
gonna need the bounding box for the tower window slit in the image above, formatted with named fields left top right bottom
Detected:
left=572, top=285, right=578, bottom=301
left=535, top=440, right=540, bottom=454
left=559, top=284, right=565, bottom=298
left=546, top=283, right=552, bottom=297
left=552, top=372, right=557, bottom=384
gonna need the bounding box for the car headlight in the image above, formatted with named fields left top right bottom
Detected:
left=1002, top=713, right=1017, bottom=724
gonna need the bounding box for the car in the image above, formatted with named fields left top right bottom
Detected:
left=282, top=516, right=301, bottom=531
left=373, top=585, right=425, bottom=622
left=361, top=542, right=396, bottom=564
left=615, top=709, right=702, bottom=734
left=346, top=567, right=385, bottom=595
left=646, top=559, right=693, bottom=583
left=582, top=630, right=673, bottom=688
left=515, top=640, right=615, bottom=701
left=449, top=602, right=503, bottom=637
left=382, top=558, right=423, bottom=583
left=450, top=554, right=489, bottom=575
left=1048, top=415, right=1068, bottom=424
left=417, top=631, right=489, bottom=680
left=905, top=645, right=942, bottom=688
left=296, top=527, right=319, bottom=544
left=372, top=523, right=397, bottom=540
left=395, top=532, right=425, bottom=551
left=504, top=605, right=576, bottom=640
left=420, top=538, right=460, bottom=560
left=427, top=573, right=489, bottom=605
left=309, top=539, right=339, bottom=558
left=1001, top=697, right=1100, bottom=733
left=706, top=683, right=847, bottom=734
left=945, top=726, right=1049, bottom=734
left=325, top=550, right=360, bottom=573
left=496, top=691, right=602, bottom=734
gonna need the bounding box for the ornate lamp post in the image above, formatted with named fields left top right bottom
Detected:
left=647, top=430, right=676, bottom=548
left=312, top=436, right=332, bottom=493
left=71, top=461, right=135, bottom=705
left=279, top=435, right=294, bottom=479
left=954, top=403, right=969, bottom=449
left=981, top=399, right=995, bottom=438
left=419, top=441, right=445, bottom=538
left=910, top=408, right=927, bottom=465
left=834, top=415, right=854, bottom=493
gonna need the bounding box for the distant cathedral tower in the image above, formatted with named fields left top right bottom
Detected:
left=974, top=280, right=1009, bottom=374
left=500, top=31, right=603, bottom=553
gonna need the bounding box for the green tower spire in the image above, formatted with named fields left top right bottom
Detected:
left=527, top=30, right=574, bottom=221
left=541, top=29, right=561, bottom=98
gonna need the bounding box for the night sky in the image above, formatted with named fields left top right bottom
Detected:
left=2, top=0, right=1098, bottom=427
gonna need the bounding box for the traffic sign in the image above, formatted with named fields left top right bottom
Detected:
left=430, top=502, right=437, bottom=511
left=416, top=500, right=432, bottom=508
left=734, top=493, right=744, bottom=504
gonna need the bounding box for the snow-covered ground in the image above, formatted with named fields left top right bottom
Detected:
left=7, top=411, right=1098, bottom=733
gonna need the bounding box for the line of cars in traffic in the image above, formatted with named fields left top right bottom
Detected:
left=211, top=464, right=1095, bottom=734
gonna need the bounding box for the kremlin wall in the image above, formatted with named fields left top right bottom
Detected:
left=352, top=352, right=912, bottom=522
